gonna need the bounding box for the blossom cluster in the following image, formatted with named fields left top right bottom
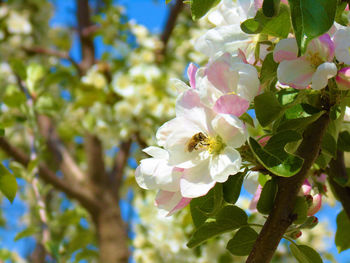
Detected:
left=136, top=0, right=350, bottom=216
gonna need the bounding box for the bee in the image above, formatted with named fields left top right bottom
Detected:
left=187, top=132, right=208, bottom=152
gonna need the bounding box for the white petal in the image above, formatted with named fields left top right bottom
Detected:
left=277, top=59, right=314, bottom=88
left=243, top=171, right=260, bottom=194
left=311, top=62, right=337, bottom=90
left=155, top=190, right=191, bottom=216
left=212, top=114, right=247, bottom=148
left=273, top=38, right=298, bottom=62
left=334, top=28, right=350, bottom=64
left=170, top=78, right=190, bottom=93
left=136, top=157, right=180, bottom=192
left=232, top=63, right=260, bottom=101
left=195, top=24, right=251, bottom=58
left=143, top=146, right=169, bottom=159
left=209, top=147, right=241, bottom=182
left=180, top=160, right=216, bottom=198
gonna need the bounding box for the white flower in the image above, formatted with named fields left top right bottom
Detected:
left=156, top=90, right=247, bottom=198
left=7, top=11, right=32, bottom=35
left=195, top=0, right=258, bottom=58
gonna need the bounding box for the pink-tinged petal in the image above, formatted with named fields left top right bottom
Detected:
left=273, top=38, right=298, bottom=62
left=277, top=59, right=314, bottom=88
left=213, top=94, right=249, bottom=116
left=155, top=190, right=191, bottom=216
left=258, top=136, right=270, bottom=146
left=175, top=89, right=202, bottom=115
left=336, top=67, right=350, bottom=89
left=212, top=114, right=247, bottom=148
left=334, top=28, right=350, bottom=64
left=249, top=185, right=262, bottom=211
left=206, top=59, right=239, bottom=94
left=300, top=179, right=312, bottom=196
left=187, top=63, right=198, bottom=89
left=254, top=0, right=263, bottom=10
left=307, top=194, right=322, bottom=216
left=237, top=48, right=249, bottom=64
left=310, top=34, right=335, bottom=61
left=311, top=62, right=337, bottom=90
left=315, top=173, right=327, bottom=184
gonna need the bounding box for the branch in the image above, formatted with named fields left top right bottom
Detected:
left=246, top=113, right=330, bottom=263
left=328, top=151, right=350, bottom=219
left=157, top=0, right=184, bottom=59
left=84, top=134, right=106, bottom=184
left=37, top=115, right=85, bottom=183
left=77, top=0, right=95, bottom=74
left=0, top=137, right=99, bottom=211
left=23, top=46, right=82, bottom=75
left=110, top=140, right=132, bottom=197
left=76, top=0, right=107, bottom=188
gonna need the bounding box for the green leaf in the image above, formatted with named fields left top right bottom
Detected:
left=264, top=130, right=302, bottom=159
left=290, top=243, right=323, bottom=263
left=293, top=196, right=308, bottom=224
left=14, top=226, right=40, bottom=241
left=223, top=173, right=244, bottom=204
left=165, top=0, right=173, bottom=3
left=0, top=164, right=17, bottom=203
left=241, top=18, right=262, bottom=34
left=337, top=131, right=350, bottom=152
left=335, top=1, right=349, bottom=26
left=187, top=205, right=247, bottom=248
left=335, top=210, right=350, bottom=252
left=190, top=0, right=219, bottom=20
left=249, top=132, right=303, bottom=177
left=254, top=92, right=284, bottom=127
left=257, top=179, right=278, bottom=214
left=263, top=0, right=281, bottom=17
left=260, top=53, right=278, bottom=84
left=288, top=0, right=337, bottom=54
left=226, top=227, right=258, bottom=256
left=276, top=111, right=324, bottom=132
left=255, top=4, right=291, bottom=38
left=239, top=112, right=255, bottom=127
left=216, top=205, right=248, bottom=226
left=321, top=132, right=337, bottom=158
left=190, top=184, right=223, bottom=228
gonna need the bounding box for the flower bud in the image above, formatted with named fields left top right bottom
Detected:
left=288, top=230, right=302, bottom=239
left=300, top=216, right=319, bottom=229
left=336, top=67, right=350, bottom=90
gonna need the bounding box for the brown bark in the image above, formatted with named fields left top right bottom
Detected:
left=93, top=196, right=129, bottom=263
left=246, top=113, right=330, bottom=263
left=76, top=1, right=129, bottom=262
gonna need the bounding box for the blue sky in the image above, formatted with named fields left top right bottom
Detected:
left=1, top=0, right=350, bottom=262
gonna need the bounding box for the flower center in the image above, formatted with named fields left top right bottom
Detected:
left=305, top=51, right=323, bottom=68
left=187, top=132, right=225, bottom=155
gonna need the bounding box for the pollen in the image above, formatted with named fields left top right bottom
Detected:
left=306, top=51, right=323, bottom=68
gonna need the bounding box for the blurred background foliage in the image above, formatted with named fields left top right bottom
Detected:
left=0, top=0, right=346, bottom=262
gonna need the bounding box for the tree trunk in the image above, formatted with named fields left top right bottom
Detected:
left=94, top=196, right=129, bottom=263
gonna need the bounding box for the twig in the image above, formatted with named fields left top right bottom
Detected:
left=246, top=113, right=330, bottom=263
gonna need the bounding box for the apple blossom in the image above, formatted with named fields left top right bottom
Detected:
left=156, top=90, right=247, bottom=198
left=195, top=0, right=258, bottom=58
left=273, top=34, right=337, bottom=90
